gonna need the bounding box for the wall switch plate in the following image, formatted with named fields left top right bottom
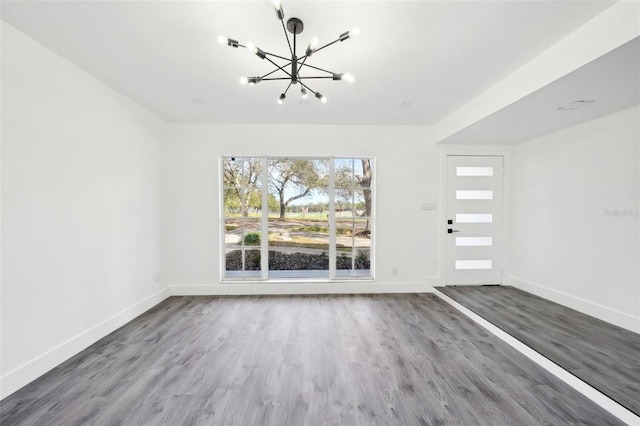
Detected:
left=421, top=202, right=437, bottom=210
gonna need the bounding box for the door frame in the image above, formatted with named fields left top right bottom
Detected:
left=439, top=147, right=511, bottom=286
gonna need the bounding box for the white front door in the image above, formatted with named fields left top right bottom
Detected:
left=446, top=155, right=504, bottom=285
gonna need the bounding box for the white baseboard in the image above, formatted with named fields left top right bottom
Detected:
left=170, top=279, right=438, bottom=296
left=0, top=287, right=172, bottom=400
left=510, top=276, right=640, bottom=334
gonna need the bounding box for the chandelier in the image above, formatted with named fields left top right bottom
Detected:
left=217, top=0, right=359, bottom=104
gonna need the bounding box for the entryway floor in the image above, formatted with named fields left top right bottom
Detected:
left=435, top=285, right=640, bottom=417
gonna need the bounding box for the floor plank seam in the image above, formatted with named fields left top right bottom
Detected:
left=432, top=288, right=640, bottom=426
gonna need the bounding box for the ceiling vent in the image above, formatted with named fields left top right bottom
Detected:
left=557, top=100, right=594, bottom=111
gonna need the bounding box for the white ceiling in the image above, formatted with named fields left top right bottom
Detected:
left=0, top=0, right=621, bottom=127
left=439, top=36, right=640, bottom=145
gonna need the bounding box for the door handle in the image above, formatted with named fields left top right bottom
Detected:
left=447, top=228, right=460, bottom=233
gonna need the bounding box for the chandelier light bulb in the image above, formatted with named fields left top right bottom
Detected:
left=339, top=28, right=359, bottom=42
left=301, top=87, right=308, bottom=99
left=316, top=92, right=327, bottom=103
left=217, top=36, right=239, bottom=48
left=245, top=42, right=257, bottom=54
left=239, top=76, right=248, bottom=85
left=306, top=37, right=319, bottom=57
left=254, top=47, right=266, bottom=59
left=272, top=0, right=285, bottom=20
left=278, top=93, right=286, bottom=105
left=343, top=73, right=355, bottom=83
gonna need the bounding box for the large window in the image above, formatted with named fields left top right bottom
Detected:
left=222, top=156, right=374, bottom=280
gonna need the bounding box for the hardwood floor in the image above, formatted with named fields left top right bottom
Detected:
left=436, top=285, right=640, bottom=417
left=0, top=294, right=625, bottom=425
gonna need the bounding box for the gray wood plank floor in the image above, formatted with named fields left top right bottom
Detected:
left=0, top=294, right=625, bottom=425
left=436, top=285, right=640, bottom=417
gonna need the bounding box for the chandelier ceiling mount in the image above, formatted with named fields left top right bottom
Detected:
left=286, top=17, right=304, bottom=35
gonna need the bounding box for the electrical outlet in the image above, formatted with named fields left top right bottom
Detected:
left=392, top=266, right=399, bottom=275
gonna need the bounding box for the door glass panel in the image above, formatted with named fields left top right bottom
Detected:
left=455, top=260, right=492, bottom=270
left=456, top=213, right=493, bottom=223
left=456, top=167, right=494, bottom=177
left=456, top=237, right=493, bottom=247
left=456, top=190, right=493, bottom=200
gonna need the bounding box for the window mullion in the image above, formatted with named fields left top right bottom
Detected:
left=260, top=157, right=269, bottom=280
left=329, top=159, right=336, bottom=279
left=220, top=157, right=226, bottom=281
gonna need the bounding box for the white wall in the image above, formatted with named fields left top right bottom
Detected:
left=0, top=22, right=169, bottom=398
left=167, top=123, right=443, bottom=294
left=509, top=106, right=640, bottom=332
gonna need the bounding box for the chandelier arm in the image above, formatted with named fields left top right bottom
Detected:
left=264, top=57, right=293, bottom=79
left=310, top=39, right=341, bottom=55
left=281, top=20, right=294, bottom=57
left=296, top=39, right=340, bottom=61
left=297, top=76, right=334, bottom=79
left=260, top=61, right=293, bottom=79
left=262, top=51, right=292, bottom=62
left=298, top=80, right=318, bottom=96
left=262, top=77, right=294, bottom=81
left=298, top=62, right=336, bottom=75
left=283, top=81, right=293, bottom=95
